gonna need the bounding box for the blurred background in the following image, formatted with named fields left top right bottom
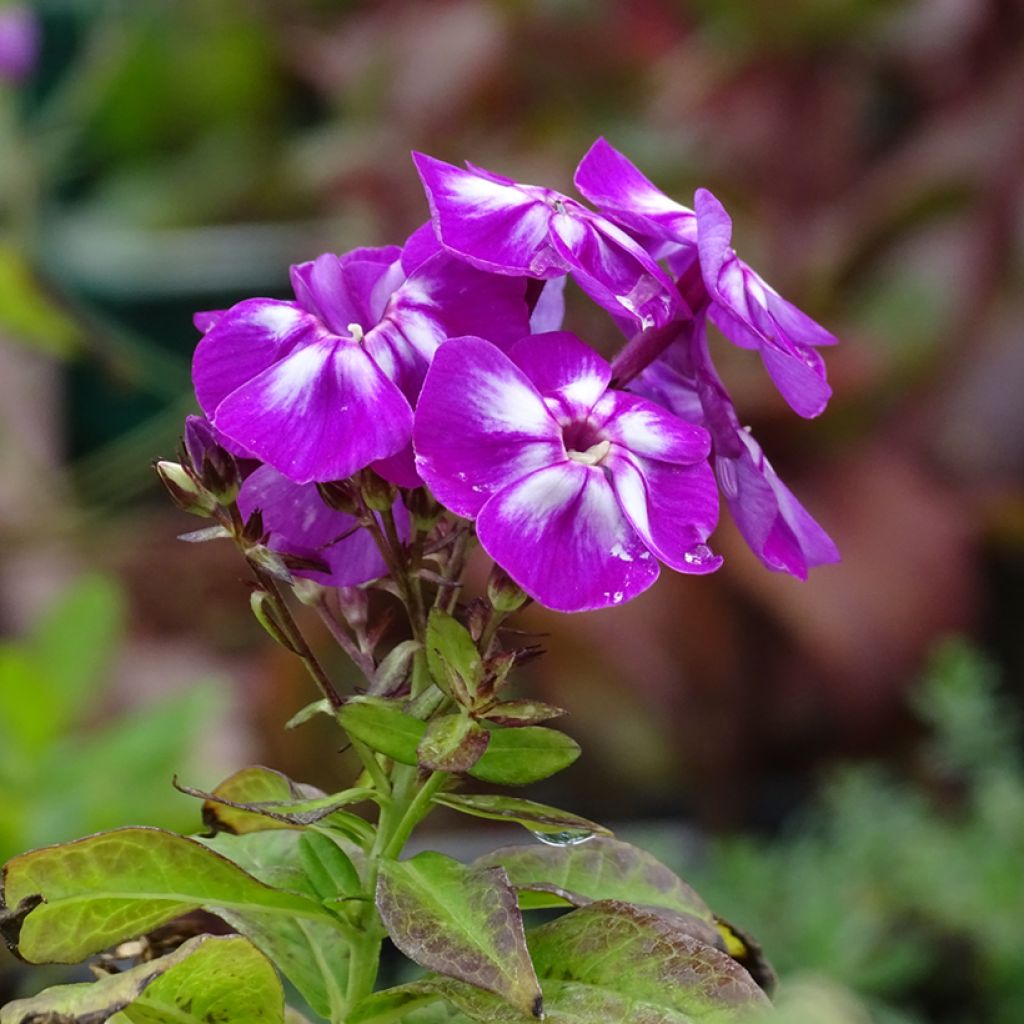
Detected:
left=1, top=1, right=1022, bottom=1021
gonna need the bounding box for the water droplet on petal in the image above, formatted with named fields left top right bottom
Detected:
left=531, top=829, right=596, bottom=847
left=683, top=543, right=715, bottom=567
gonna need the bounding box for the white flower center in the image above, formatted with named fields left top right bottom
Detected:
left=567, top=439, right=611, bottom=466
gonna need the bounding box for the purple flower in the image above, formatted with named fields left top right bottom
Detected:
left=412, top=153, right=685, bottom=332
left=192, top=238, right=530, bottom=487
left=414, top=332, right=721, bottom=613
left=695, top=189, right=837, bottom=419
left=575, top=138, right=838, bottom=418
left=637, top=319, right=839, bottom=580
left=238, top=465, right=408, bottom=588
left=0, top=5, right=39, bottom=84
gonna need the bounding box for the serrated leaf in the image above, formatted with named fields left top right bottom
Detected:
left=0, top=934, right=283, bottom=1024
left=418, top=715, right=490, bottom=772
left=178, top=766, right=374, bottom=841
left=376, top=852, right=542, bottom=1018
left=427, top=610, right=482, bottom=703
left=479, top=700, right=566, bottom=727
left=434, top=794, right=610, bottom=842
left=196, top=830, right=355, bottom=1021
left=468, top=728, right=580, bottom=785
left=366, top=901, right=768, bottom=1023
left=474, top=837, right=715, bottom=922
left=0, top=827, right=330, bottom=964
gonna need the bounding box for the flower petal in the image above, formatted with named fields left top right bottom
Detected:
left=477, top=462, right=659, bottom=612
left=574, top=137, right=698, bottom=245
left=529, top=276, right=567, bottom=334
left=508, top=331, right=611, bottom=414
left=413, top=337, right=562, bottom=518
left=606, top=450, right=722, bottom=574
left=413, top=152, right=562, bottom=277
left=214, top=339, right=413, bottom=484
left=238, top=465, right=398, bottom=587
left=594, top=390, right=710, bottom=464
left=757, top=340, right=832, bottom=419
left=290, top=252, right=404, bottom=335
left=694, top=188, right=735, bottom=289
left=718, top=432, right=839, bottom=579
left=192, top=298, right=317, bottom=417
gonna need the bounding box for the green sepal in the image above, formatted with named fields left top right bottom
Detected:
left=0, top=934, right=283, bottom=1024
left=417, top=714, right=490, bottom=772
left=433, top=793, right=610, bottom=842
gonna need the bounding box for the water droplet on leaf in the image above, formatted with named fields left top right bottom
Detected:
left=531, top=829, right=596, bottom=847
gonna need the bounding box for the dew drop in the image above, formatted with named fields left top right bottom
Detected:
left=531, top=829, right=596, bottom=847
left=683, top=543, right=715, bottom=567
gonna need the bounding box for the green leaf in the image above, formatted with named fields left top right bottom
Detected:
left=285, top=697, right=333, bottom=730
left=197, top=830, right=355, bottom=1020
left=418, top=715, right=490, bottom=772
left=474, top=837, right=715, bottom=921
left=478, top=700, right=566, bottom=727
left=339, top=699, right=425, bottom=765
left=0, top=934, right=283, bottom=1024
left=371, top=640, right=422, bottom=697
left=427, top=610, right=482, bottom=703
left=376, top=852, right=542, bottom=1018
left=366, top=901, right=767, bottom=1023
left=299, top=831, right=362, bottom=902
left=432, top=794, right=610, bottom=843
left=340, top=702, right=580, bottom=784
left=178, top=766, right=375, bottom=842
left=469, top=728, right=580, bottom=785
left=1, top=827, right=329, bottom=964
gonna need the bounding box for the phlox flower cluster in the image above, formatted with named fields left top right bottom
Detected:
left=189, top=140, right=840, bottom=612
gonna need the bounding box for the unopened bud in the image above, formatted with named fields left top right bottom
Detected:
left=199, top=446, right=240, bottom=505
left=250, top=588, right=300, bottom=653
left=317, top=481, right=359, bottom=516
left=403, top=486, right=441, bottom=531
left=337, top=586, right=369, bottom=634
left=486, top=564, right=528, bottom=613
left=360, top=469, right=397, bottom=512
left=291, top=577, right=324, bottom=606
left=154, top=460, right=215, bottom=517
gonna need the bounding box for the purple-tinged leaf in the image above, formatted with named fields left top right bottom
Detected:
left=375, top=853, right=542, bottom=1018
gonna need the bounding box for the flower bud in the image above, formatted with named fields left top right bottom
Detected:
left=154, top=460, right=216, bottom=517
left=199, top=446, right=240, bottom=505
left=360, top=469, right=397, bottom=512
left=317, top=480, right=359, bottom=516
left=403, top=486, right=441, bottom=531
left=486, top=564, right=528, bottom=613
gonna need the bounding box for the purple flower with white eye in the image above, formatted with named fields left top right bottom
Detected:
left=412, top=153, right=684, bottom=332
left=414, top=332, right=721, bottom=613
left=192, top=238, right=530, bottom=487
left=637, top=318, right=839, bottom=580
left=575, top=138, right=838, bottom=419
left=237, top=465, right=408, bottom=588
left=0, top=5, right=39, bottom=84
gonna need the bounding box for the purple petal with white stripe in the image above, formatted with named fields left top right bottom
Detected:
left=476, top=462, right=659, bottom=612
left=509, top=332, right=611, bottom=416
left=413, top=152, right=560, bottom=277
left=594, top=390, right=710, bottom=464
left=695, top=188, right=835, bottom=418
left=192, top=299, right=317, bottom=417
left=605, top=449, right=721, bottom=574
left=214, top=338, right=413, bottom=484
left=574, top=137, right=698, bottom=253
left=413, top=337, right=562, bottom=518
